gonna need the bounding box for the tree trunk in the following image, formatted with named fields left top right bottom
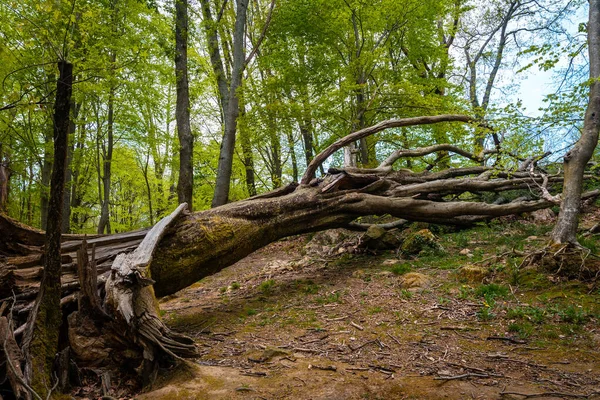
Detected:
left=239, top=104, right=257, bottom=196
left=40, top=127, right=53, bottom=231
left=62, top=102, right=80, bottom=233
left=286, top=129, right=299, bottom=183
left=211, top=0, right=249, bottom=207
left=0, top=144, right=10, bottom=213
left=22, top=60, right=72, bottom=398
left=70, top=108, right=86, bottom=231
left=551, top=2, right=600, bottom=244
left=268, top=118, right=282, bottom=189
left=175, top=0, right=194, bottom=211
left=98, top=73, right=115, bottom=235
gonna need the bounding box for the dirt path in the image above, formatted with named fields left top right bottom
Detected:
left=140, top=224, right=600, bottom=400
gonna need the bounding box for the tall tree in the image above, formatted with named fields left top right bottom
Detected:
left=22, top=60, right=73, bottom=397
left=175, top=0, right=194, bottom=210
left=551, top=2, right=600, bottom=244
left=202, top=0, right=250, bottom=207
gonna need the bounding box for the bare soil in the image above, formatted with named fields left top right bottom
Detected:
left=137, top=217, right=600, bottom=400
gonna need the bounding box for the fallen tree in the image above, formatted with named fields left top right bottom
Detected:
left=1, top=113, right=597, bottom=397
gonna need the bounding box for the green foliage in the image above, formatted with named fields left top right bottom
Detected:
left=475, top=284, right=509, bottom=299
left=0, top=0, right=585, bottom=236
left=508, top=322, right=534, bottom=339
left=507, top=306, right=547, bottom=324
left=555, top=305, right=589, bottom=325
left=315, top=291, right=342, bottom=304
left=390, top=263, right=412, bottom=275
left=258, top=279, right=276, bottom=294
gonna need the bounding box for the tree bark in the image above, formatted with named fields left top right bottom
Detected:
left=551, top=2, right=600, bottom=244
left=211, top=0, right=249, bottom=207
left=97, top=81, right=114, bottom=235
left=62, top=102, right=80, bottom=233
left=40, top=127, right=53, bottom=231
left=239, top=103, right=257, bottom=196
left=22, top=60, right=72, bottom=398
left=0, top=144, right=10, bottom=213
left=175, top=0, right=194, bottom=211
left=286, top=128, right=299, bottom=183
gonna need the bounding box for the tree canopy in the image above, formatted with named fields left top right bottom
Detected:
left=0, top=0, right=591, bottom=233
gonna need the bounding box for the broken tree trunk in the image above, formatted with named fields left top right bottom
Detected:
left=68, top=204, right=197, bottom=387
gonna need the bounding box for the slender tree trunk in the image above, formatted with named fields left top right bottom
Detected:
left=300, top=120, right=313, bottom=168
left=286, top=129, right=299, bottom=183
left=70, top=108, right=86, bottom=230
left=0, top=144, right=10, bottom=213
left=61, top=102, right=80, bottom=233
left=40, top=128, right=53, bottom=230
left=211, top=0, right=249, bottom=207
left=175, top=0, right=194, bottom=210
left=22, top=60, right=72, bottom=398
left=355, top=75, right=369, bottom=166
left=551, top=2, right=600, bottom=244
left=268, top=119, right=282, bottom=189
left=98, top=82, right=114, bottom=234
left=27, top=162, right=34, bottom=225
left=239, top=103, right=257, bottom=196
left=142, top=151, right=155, bottom=225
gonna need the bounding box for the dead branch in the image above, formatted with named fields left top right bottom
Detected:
left=301, top=114, right=475, bottom=183
left=434, top=372, right=496, bottom=380
left=380, top=144, right=483, bottom=169
left=500, top=390, right=600, bottom=398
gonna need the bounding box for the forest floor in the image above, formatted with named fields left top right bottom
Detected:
left=138, top=212, right=600, bottom=400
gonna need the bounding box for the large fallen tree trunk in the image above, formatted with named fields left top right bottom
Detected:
left=1, top=113, right=596, bottom=396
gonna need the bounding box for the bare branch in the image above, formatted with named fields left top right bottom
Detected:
left=301, top=114, right=475, bottom=184
left=379, top=144, right=483, bottom=169
left=244, top=0, right=276, bottom=66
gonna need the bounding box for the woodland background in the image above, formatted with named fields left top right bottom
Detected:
left=0, top=0, right=592, bottom=234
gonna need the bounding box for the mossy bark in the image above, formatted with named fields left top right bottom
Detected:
left=22, top=61, right=73, bottom=399
left=151, top=187, right=356, bottom=296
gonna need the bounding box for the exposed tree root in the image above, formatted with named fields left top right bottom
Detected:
left=519, top=243, right=600, bottom=281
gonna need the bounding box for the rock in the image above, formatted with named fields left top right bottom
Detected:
left=305, top=229, right=356, bottom=255
left=365, top=225, right=386, bottom=241
left=352, top=269, right=369, bottom=279
left=530, top=208, right=556, bottom=223
left=246, top=347, right=290, bottom=363
left=457, top=264, right=489, bottom=283
left=401, top=229, right=440, bottom=255
left=360, top=226, right=402, bottom=250
left=400, top=272, right=429, bottom=290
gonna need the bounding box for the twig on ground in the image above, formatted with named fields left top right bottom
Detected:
left=386, top=332, right=402, bottom=346
left=239, top=371, right=267, bottom=377
left=349, top=340, right=377, bottom=352
left=434, top=372, right=494, bottom=380
left=350, top=321, right=364, bottom=331
left=487, top=336, right=527, bottom=345
left=500, top=390, right=600, bottom=398
left=308, top=364, right=337, bottom=371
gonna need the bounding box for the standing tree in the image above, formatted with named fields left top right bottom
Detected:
left=175, top=0, right=194, bottom=210
left=551, top=2, right=600, bottom=244
left=21, top=60, right=73, bottom=398
left=201, top=0, right=250, bottom=207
